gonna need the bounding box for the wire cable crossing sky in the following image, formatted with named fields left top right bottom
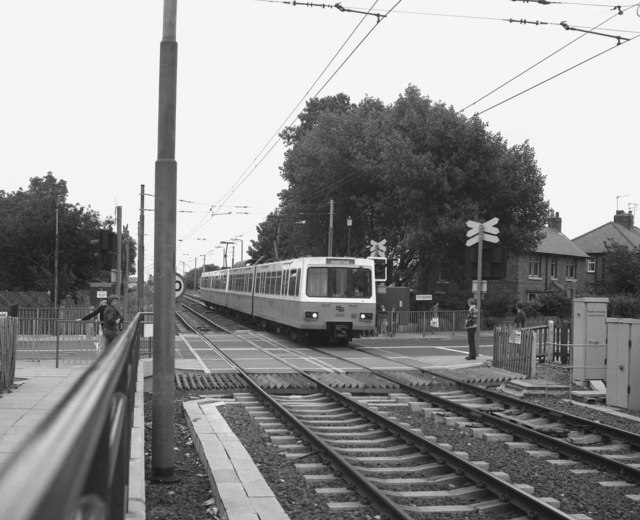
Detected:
left=1, top=0, right=638, bottom=269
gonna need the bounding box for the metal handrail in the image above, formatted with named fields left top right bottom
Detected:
left=0, top=312, right=143, bottom=520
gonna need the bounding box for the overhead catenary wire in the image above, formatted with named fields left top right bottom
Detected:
left=181, top=0, right=400, bottom=243
left=462, top=3, right=638, bottom=113
left=476, top=31, right=640, bottom=115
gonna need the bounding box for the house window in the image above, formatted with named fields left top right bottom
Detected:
left=550, top=257, right=557, bottom=279
left=587, top=258, right=595, bottom=273
left=528, top=255, right=541, bottom=278
left=566, top=258, right=577, bottom=279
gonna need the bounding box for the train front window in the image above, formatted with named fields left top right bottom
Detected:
left=306, top=267, right=372, bottom=298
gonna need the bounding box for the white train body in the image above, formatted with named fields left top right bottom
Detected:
left=199, top=257, right=376, bottom=344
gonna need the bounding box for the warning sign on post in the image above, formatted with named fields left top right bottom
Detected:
left=175, top=273, right=185, bottom=298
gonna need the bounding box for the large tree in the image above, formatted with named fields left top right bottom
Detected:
left=251, top=86, right=549, bottom=291
left=0, top=172, right=136, bottom=302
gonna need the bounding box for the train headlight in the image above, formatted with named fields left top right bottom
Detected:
left=304, top=311, right=319, bottom=320
left=359, top=312, right=373, bottom=320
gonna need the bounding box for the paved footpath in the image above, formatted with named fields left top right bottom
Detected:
left=0, top=361, right=87, bottom=471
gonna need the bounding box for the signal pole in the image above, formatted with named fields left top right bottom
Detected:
left=328, top=199, right=334, bottom=256
left=152, top=0, right=178, bottom=482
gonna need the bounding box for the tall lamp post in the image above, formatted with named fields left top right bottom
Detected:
left=152, top=0, right=178, bottom=482
left=346, top=216, right=352, bottom=257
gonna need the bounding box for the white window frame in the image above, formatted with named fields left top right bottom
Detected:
left=528, top=255, right=542, bottom=279
left=550, top=257, right=558, bottom=279
left=587, top=258, right=596, bottom=273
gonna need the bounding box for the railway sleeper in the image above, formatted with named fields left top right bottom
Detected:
left=404, top=498, right=516, bottom=515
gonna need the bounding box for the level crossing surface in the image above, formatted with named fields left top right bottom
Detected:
left=173, top=330, right=494, bottom=374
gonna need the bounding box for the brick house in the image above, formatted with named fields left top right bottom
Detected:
left=572, top=210, right=640, bottom=294
left=487, top=212, right=589, bottom=303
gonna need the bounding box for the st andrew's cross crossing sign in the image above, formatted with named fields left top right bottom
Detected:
left=466, top=217, right=499, bottom=247
left=369, top=239, right=387, bottom=257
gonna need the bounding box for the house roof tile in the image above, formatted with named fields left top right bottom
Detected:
left=537, top=227, right=589, bottom=257
left=572, top=221, right=640, bottom=254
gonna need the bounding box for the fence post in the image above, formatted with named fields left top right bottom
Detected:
left=546, top=320, right=554, bottom=361
left=560, top=321, right=569, bottom=364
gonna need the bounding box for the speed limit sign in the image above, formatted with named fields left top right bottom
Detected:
left=175, top=273, right=185, bottom=298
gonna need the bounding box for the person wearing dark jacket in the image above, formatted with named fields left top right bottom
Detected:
left=514, top=302, right=526, bottom=328
left=464, top=298, right=478, bottom=360
left=78, top=300, right=107, bottom=324
left=102, top=295, right=122, bottom=349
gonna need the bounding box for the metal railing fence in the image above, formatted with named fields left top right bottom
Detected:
left=12, top=308, right=154, bottom=364
left=0, top=312, right=144, bottom=520
left=377, top=310, right=473, bottom=336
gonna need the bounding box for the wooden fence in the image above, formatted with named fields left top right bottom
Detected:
left=493, top=320, right=572, bottom=378
left=0, top=317, right=18, bottom=391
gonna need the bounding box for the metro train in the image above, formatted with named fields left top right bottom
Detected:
left=199, top=256, right=378, bottom=345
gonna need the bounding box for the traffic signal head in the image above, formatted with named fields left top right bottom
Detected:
left=92, top=230, right=117, bottom=270
left=373, top=257, right=387, bottom=283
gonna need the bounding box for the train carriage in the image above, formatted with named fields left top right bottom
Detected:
left=200, top=257, right=376, bottom=344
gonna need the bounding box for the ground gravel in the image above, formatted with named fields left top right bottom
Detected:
left=144, top=394, right=216, bottom=520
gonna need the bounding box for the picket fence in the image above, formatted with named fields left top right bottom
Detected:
left=0, top=317, right=18, bottom=391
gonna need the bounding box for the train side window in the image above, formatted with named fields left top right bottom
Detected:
left=283, top=269, right=290, bottom=296
left=275, top=269, right=282, bottom=295
left=266, top=272, right=273, bottom=294
left=288, top=269, right=297, bottom=296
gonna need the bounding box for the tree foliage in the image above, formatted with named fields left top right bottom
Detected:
left=603, top=240, right=640, bottom=294
left=250, top=86, right=549, bottom=292
left=0, top=172, right=136, bottom=302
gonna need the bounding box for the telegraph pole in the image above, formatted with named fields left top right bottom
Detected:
left=152, top=0, right=178, bottom=482
left=138, top=185, right=145, bottom=310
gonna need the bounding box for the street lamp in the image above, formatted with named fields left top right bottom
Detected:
left=231, top=237, right=244, bottom=263
left=346, top=216, right=353, bottom=257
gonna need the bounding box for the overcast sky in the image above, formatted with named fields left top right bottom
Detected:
left=2, top=0, right=639, bottom=275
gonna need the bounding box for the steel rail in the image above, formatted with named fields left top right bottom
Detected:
left=177, top=308, right=575, bottom=519
left=176, top=307, right=415, bottom=519
left=316, top=344, right=640, bottom=483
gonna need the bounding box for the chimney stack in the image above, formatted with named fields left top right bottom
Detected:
left=548, top=211, right=562, bottom=232
left=614, top=210, right=634, bottom=229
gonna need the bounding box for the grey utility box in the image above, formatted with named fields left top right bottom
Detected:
left=572, top=297, right=608, bottom=381
left=606, top=318, right=640, bottom=411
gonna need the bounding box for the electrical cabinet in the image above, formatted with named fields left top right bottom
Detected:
left=572, top=297, right=608, bottom=381
left=606, top=318, right=640, bottom=410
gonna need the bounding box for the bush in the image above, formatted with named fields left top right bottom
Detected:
left=607, top=293, right=640, bottom=318
left=534, top=292, right=572, bottom=319
left=482, top=292, right=513, bottom=317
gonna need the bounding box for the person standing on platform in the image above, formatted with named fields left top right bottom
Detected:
left=102, top=295, right=122, bottom=350
left=514, top=301, right=526, bottom=329
left=464, top=297, right=478, bottom=360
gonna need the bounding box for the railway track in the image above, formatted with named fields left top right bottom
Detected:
left=310, top=343, right=640, bottom=486
left=174, top=303, right=623, bottom=518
